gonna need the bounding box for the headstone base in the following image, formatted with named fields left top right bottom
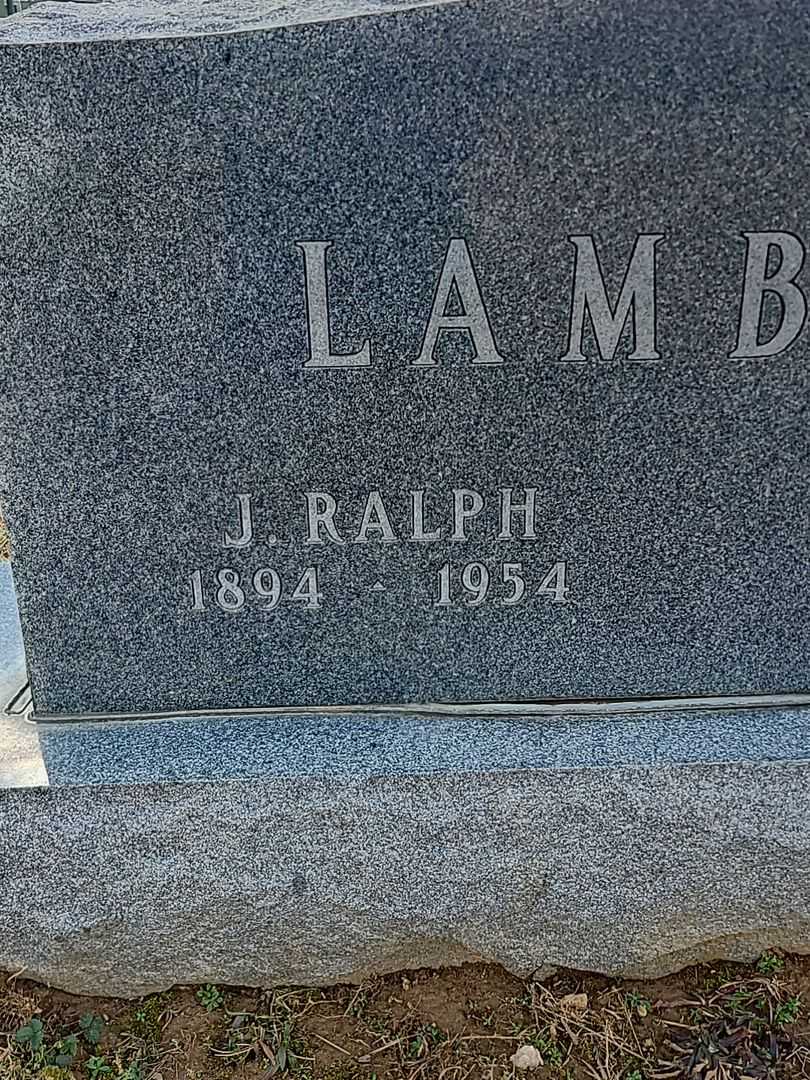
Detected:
left=1, top=708, right=809, bottom=997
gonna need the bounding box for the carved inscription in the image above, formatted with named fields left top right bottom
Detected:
left=187, top=490, right=569, bottom=614
left=189, top=566, right=322, bottom=612
left=187, top=228, right=807, bottom=618
left=298, top=231, right=808, bottom=366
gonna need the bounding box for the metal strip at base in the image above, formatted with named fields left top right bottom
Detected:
left=2, top=680, right=32, bottom=719
left=28, top=690, right=810, bottom=726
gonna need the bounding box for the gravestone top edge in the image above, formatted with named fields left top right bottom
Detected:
left=0, top=0, right=464, bottom=45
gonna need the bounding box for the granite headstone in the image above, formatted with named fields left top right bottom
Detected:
left=1, top=0, right=810, bottom=1001
left=1, top=0, right=809, bottom=720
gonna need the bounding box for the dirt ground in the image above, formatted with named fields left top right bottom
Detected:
left=0, top=518, right=9, bottom=561
left=2, top=954, right=809, bottom=1080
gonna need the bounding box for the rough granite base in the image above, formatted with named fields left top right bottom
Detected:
left=2, top=754, right=810, bottom=997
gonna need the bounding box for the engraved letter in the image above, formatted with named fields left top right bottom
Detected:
left=413, top=238, right=504, bottom=366
left=304, top=491, right=345, bottom=544
left=560, top=233, right=665, bottom=362
left=497, top=488, right=537, bottom=541
left=411, top=490, right=442, bottom=542
left=730, top=231, right=807, bottom=359
left=223, top=493, right=255, bottom=548
left=354, top=491, right=398, bottom=544
left=297, top=241, right=371, bottom=368
left=451, top=488, right=484, bottom=541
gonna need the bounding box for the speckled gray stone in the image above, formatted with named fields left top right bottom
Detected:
left=1, top=757, right=810, bottom=996
left=3, top=0, right=810, bottom=996
left=1, top=0, right=809, bottom=716
left=32, top=704, right=810, bottom=786
left=4, top=531, right=810, bottom=989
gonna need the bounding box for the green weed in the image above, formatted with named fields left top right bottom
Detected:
left=196, top=984, right=225, bottom=1012
left=625, top=991, right=652, bottom=1018
left=85, top=1055, right=114, bottom=1078
left=756, top=952, right=785, bottom=975
left=80, top=1014, right=104, bottom=1046
left=775, top=997, right=801, bottom=1027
